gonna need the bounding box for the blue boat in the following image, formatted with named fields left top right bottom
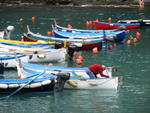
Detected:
left=53, top=24, right=126, bottom=42
left=17, top=62, right=121, bottom=90
left=53, top=24, right=116, bottom=33
left=0, top=75, right=55, bottom=94
left=53, top=29, right=126, bottom=42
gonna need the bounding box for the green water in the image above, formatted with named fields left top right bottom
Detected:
left=0, top=5, right=150, bottom=113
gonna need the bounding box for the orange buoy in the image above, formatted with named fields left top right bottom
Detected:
left=67, top=24, right=72, bottom=29
left=76, top=59, right=82, bottom=65
left=127, top=40, right=131, bottom=45
left=95, top=19, right=99, bottom=22
left=92, top=47, right=98, bottom=54
left=47, top=31, right=51, bottom=36
left=107, top=17, right=112, bottom=23
left=51, top=31, right=54, bottom=36
left=48, top=63, right=53, bottom=66
left=73, top=51, right=77, bottom=57
left=89, top=21, right=93, bottom=25
left=19, top=18, right=24, bottom=22
left=78, top=56, right=84, bottom=61
left=31, top=16, right=36, bottom=22
left=113, top=43, right=117, bottom=48
left=36, top=32, right=41, bottom=35
left=86, top=21, right=90, bottom=26
left=136, top=32, right=140, bottom=38
left=108, top=45, right=113, bottom=50
left=37, top=32, right=42, bottom=35
left=133, top=38, right=138, bottom=43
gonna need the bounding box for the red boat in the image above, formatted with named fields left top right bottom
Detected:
left=93, top=21, right=140, bottom=29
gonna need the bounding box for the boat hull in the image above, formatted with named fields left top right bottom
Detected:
left=17, top=62, right=121, bottom=90
left=65, top=77, right=119, bottom=89
left=0, top=55, right=28, bottom=68
left=118, top=20, right=150, bottom=26
left=0, top=78, right=55, bottom=94
left=93, top=21, right=140, bottom=29
left=28, top=49, right=66, bottom=63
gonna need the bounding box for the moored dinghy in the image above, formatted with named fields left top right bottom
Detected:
left=0, top=74, right=55, bottom=94
left=0, top=42, right=67, bottom=63
left=0, top=51, right=28, bottom=68
left=17, top=62, right=122, bottom=90
left=118, top=19, right=150, bottom=26
left=93, top=21, right=140, bottom=29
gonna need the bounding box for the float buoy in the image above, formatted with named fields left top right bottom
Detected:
left=31, top=16, right=36, bottom=22
left=107, top=17, right=112, bottom=23
left=95, top=19, right=99, bottom=22
left=76, top=59, right=82, bottom=65
left=78, top=56, right=84, bottom=61
left=36, top=32, right=41, bottom=35
left=51, top=31, right=54, bottom=36
left=86, top=21, right=90, bottom=26
left=113, top=43, right=117, bottom=48
left=108, top=45, right=113, bottom=50
left=127, top=40, right=131, bottom=45
left=89, top=21, right=93, bottom=25
left=92, top=47, right=98, bottom=54
left=48, top=63, right=53, bottom=66
left=73, top=51, right=77, bottom=57
left=47, top=31, right=51, bottom=36
left=136, top=32, right=140, bottom=38
left=133, top=38, right=138, bottom=43
left=19, top=18, right=24, bottom=22
left=67, top=24, right=72, bottom=29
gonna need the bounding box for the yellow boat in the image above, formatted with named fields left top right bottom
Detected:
left=0, top=38, right=55, bottom=45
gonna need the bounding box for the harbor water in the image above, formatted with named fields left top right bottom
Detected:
left=0, top=5, right=150, bottom=113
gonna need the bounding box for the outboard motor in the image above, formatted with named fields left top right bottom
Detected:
left=0, top=63, right=4, bottom=75
left=67, top=44, right=77, bottom=60
left=4, top=25, right=14, bottom=39
left=56, top=72, right=70, bottom=92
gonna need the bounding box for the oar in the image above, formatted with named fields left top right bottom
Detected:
left=0, top=71, right=45, bottom=99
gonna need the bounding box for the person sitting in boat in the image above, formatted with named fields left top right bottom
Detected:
left=87, top=64, right=110, bottom=79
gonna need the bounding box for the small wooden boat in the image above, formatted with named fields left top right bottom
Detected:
left=0, top=38, right=55, bottom=45
left=118, top=19, right=150, bottom=26
left=0, top=54, right=28, bottom=68
left=53, top=29, right=126, bottom=42
left=0, top=38, right=55, bottom=49
left=0, top=74, right=55, bottom=94
left=17, top=62, right=121, bottom=90
left=27, top=48, right=66, bottom=63
left=53, top=24, right=118, bottom=33
left=25, top=30, right=103, bottom=50
left=0, top=43, right=67, bottom=63
left=93, top=21, right=140, bottom=29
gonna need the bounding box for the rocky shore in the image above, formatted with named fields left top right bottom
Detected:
left=0, top=0, right=144, bottom=8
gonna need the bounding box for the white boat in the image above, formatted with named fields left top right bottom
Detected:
left=17, top=62, right=122, bottom=90
left=0, top=54, right=28, bottom=68
left=27, top=48, right=66, bottom=63
left=0, top=43, right=67, bottom=63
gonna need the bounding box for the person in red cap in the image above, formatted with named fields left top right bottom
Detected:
left=87, top=64, right=109, bottom=78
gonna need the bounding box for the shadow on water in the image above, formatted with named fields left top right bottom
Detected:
left=0, top=89, right=119, bottom=113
